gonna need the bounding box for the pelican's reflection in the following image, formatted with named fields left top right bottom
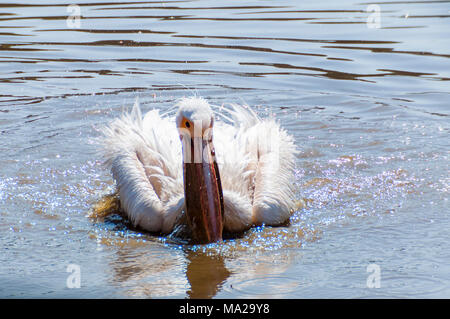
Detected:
left=97, top=212, right=302, bottom=298
left=185, top=250, right=231, bottom=299
left=104, top=236, right=231, bottom=298
left=107, top=241, right=187, bottom=297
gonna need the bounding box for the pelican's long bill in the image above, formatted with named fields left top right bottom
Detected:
left=179, top=118, right=224, bottom=244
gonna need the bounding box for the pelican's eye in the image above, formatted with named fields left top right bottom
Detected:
left=185, top=121, right=190, bottom=128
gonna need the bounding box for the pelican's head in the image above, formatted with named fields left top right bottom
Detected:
left=175, top=97, right=224, bottom=244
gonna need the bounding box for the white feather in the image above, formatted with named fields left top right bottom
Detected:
left=99, top=97, right=297, bottom=234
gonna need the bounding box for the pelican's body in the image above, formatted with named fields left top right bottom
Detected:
left=100, top=97, right=296, bottom=243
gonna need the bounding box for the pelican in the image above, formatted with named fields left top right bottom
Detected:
left=100, top=97, right=296, bottom=244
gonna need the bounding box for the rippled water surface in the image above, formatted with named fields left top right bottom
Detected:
left=1, top=0, right=449, bottom=298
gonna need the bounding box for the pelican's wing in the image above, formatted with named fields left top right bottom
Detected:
left=213, top=115, right=254, bottom=233
left=219, top=104, right=297, bottom=227
left=99, top=100, right=184, bottom=233
left=246, top=120, right=297, bottom=225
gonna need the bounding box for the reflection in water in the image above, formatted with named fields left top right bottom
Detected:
left=185, top=250, right=231, bottom=299
left=89, top=190, right=308, bottom=298
left=99, top=221, right=231, bottom=298
left=107, top=241, right=188, bottom=298
left=101, top=233, right=303, bottom=298
left=104, top=240, right=231, bottom=298
left=92, top=206, right=306, bottom=298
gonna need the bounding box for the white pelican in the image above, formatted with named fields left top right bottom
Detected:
left=100, top=97, right=296, bottom=244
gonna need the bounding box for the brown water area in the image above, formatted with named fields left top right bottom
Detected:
left=0, top=0, right=449, bottom=298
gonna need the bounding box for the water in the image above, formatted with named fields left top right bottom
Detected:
left=0, top=0, right=449, bottom=298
